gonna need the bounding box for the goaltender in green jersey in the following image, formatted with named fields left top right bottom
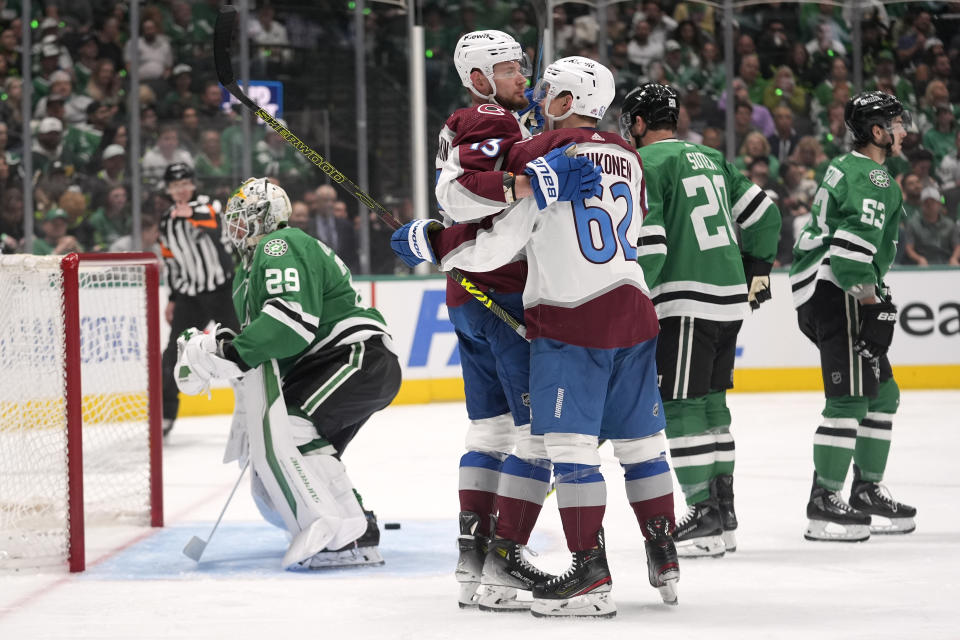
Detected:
left=790, top=92, right=917, bottom=542
left=621, top=83, right=780, bottom=558
left=175, top=177, right=401, bottom=570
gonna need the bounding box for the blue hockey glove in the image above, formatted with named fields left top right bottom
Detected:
left=517, top=88, right=545, bottom=132
left=390, top=219, right=442, bottom=268
left=523, top=143, right=603, bottom=210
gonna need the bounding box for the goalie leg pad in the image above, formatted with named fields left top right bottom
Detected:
left=242, top=364, right=354, bottom=568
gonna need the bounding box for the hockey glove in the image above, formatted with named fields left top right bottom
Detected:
left=390, top=219, right=442, bottom=268
left=183, top=326, right=247, bottom=385
left=853, top=301, right=897, bottom=361
left=517, top=88, right=545, bottom=132
left=175, top=328, right=212, bottom=396
left=742, top=254, right=773, bottom=310
left=524, top=143, right=602, bottom=210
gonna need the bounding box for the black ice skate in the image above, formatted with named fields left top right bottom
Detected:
left=674, top=499, right=725, bottom=558
left=848, top=465, right=917, bottom=535
left=644, top=516, right=680, bottom=605
left=455, top=511, right=487, bottom=608
left=711, top=474, right=738, bottom=552
left=301, top=510, right=384, bottom=569
left=477, top=538, right=555, bottom=612
left=805, top=472, right=871, bottom=542
left=530, top=529, right=615, bottom=618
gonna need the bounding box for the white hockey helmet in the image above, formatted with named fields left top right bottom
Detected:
left=224, top=177, right=292, bottom=260
left=533, top=56, right=615, bottom=125
left=454, top=30, right=530, bottom=101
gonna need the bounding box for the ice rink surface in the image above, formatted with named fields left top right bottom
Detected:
left=1, top=391, right=958, bottom=639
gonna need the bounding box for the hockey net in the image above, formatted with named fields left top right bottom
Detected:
left=0, top=253, right=163, bottom=572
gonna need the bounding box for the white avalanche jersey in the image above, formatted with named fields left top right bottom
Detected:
left=433, top=128, right=660, bottom=349
left=435, top=102, right=530, bottom=223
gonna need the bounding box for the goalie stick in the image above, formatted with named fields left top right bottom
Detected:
left=183, top=460, right=250, bottom=562
left=213, top=5, right=527, bottom=338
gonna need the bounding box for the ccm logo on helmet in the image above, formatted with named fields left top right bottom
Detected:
left=478, top=104, right=507, bottom=116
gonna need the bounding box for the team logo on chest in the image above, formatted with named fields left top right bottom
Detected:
left=869, top=169, right=891, bottom=188
left=263, top=238, right=288, bottom=257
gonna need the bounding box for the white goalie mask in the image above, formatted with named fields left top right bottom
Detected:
left=532, top=56, right=615, bottom=128
left=453, top=30, right=530, bottom=101
left=224, top=177, right=292, bottom=261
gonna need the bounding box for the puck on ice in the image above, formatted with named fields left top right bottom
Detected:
left=384, top=522, right=401, bottom=530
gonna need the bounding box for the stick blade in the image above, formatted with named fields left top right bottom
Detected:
left=182, top=536, right=207, bottom=562
left=214, top=6, right=238, bottom=86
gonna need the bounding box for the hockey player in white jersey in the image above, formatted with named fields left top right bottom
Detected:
left=394, top=57, right=679, bottom=618
left=393, top=31, right=601, bottom=611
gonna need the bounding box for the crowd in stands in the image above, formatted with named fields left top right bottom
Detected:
left=1, top=1, right=958, bottom=271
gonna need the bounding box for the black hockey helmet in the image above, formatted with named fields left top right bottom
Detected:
left=163, top=162, right=194, bottom=183
left=619, top=83, right=680, bottom=142
left=844, top=91, right=909, bottom=146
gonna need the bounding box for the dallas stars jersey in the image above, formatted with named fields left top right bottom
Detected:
left=230, top=226, right=389, bottom=377
left=789, top=151, right=902, bottom=307
left=637, top=140, right=781, bottom=321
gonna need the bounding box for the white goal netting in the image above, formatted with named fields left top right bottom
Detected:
left=0, top=254, right=157, bottom=570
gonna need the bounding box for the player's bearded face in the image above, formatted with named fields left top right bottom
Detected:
left=492, top=60, right=529, bottom=111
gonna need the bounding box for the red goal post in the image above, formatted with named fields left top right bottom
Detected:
left=0, top=253, right=163, bottom=572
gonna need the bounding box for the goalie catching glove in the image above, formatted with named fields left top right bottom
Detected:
left=853, top=301, right=897, bottom=361
left=742, top=254, right=773, bottom=310
left=175, top=325, right=250, bottom=395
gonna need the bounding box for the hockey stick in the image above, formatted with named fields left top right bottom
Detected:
left=183, top=460, right=250, bottom=562
left=213, top=6, right=527, bottom=338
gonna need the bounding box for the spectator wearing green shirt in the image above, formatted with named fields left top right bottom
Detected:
left=866, top=51, right=915, bottom=110
left=812, top=57, right=851, bottom=120
left=158, top=64, right=198, bottom=120
left=73, top=35, right=99, bottom=92
left=900, top=173, right=923, bottom=220
left=87, top=185, right=132, bottom=252
left=737, top=53, right=767, bottom=105
left=253, top=118, right=310, bottom=186
left=903, top=187, right=960, bottom=266
left=762, top=66, right=807, bottom=117
left=922, top=106, right=957, bottom=167
left=62, top=101, right=111, bottom=173
left=32, top=207, right=81, bottom=256
left=194, top=129, right=233, bottom=200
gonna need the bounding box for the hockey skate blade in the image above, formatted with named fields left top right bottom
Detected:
left=867, top=515, right=916, bottom=535
left=657, top=577, right=679, bottom=606
left=478, top=585, right=530, bottom=612
left=182, top=536, right=207, bottom=562
left=676, top=535, right=725, bottom=558
left=530, top=592, right=617, bottom=619
left=721, top=530, right=737, bottom=552
left=457, top=582, right=481, bottom=609
left=804, top=519, right=870, bottom=542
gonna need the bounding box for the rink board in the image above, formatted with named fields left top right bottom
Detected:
left=179, top=269, right=959, bottom=415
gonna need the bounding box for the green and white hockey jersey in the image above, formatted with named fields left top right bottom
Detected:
left=637, top=139, right=781, bottom=321
left=231, top=226, right=389, bottom=377
left=789, top=151, right=902, bottom=308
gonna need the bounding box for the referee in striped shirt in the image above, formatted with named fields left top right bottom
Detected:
left=159, top=162, right=239, bottom=438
